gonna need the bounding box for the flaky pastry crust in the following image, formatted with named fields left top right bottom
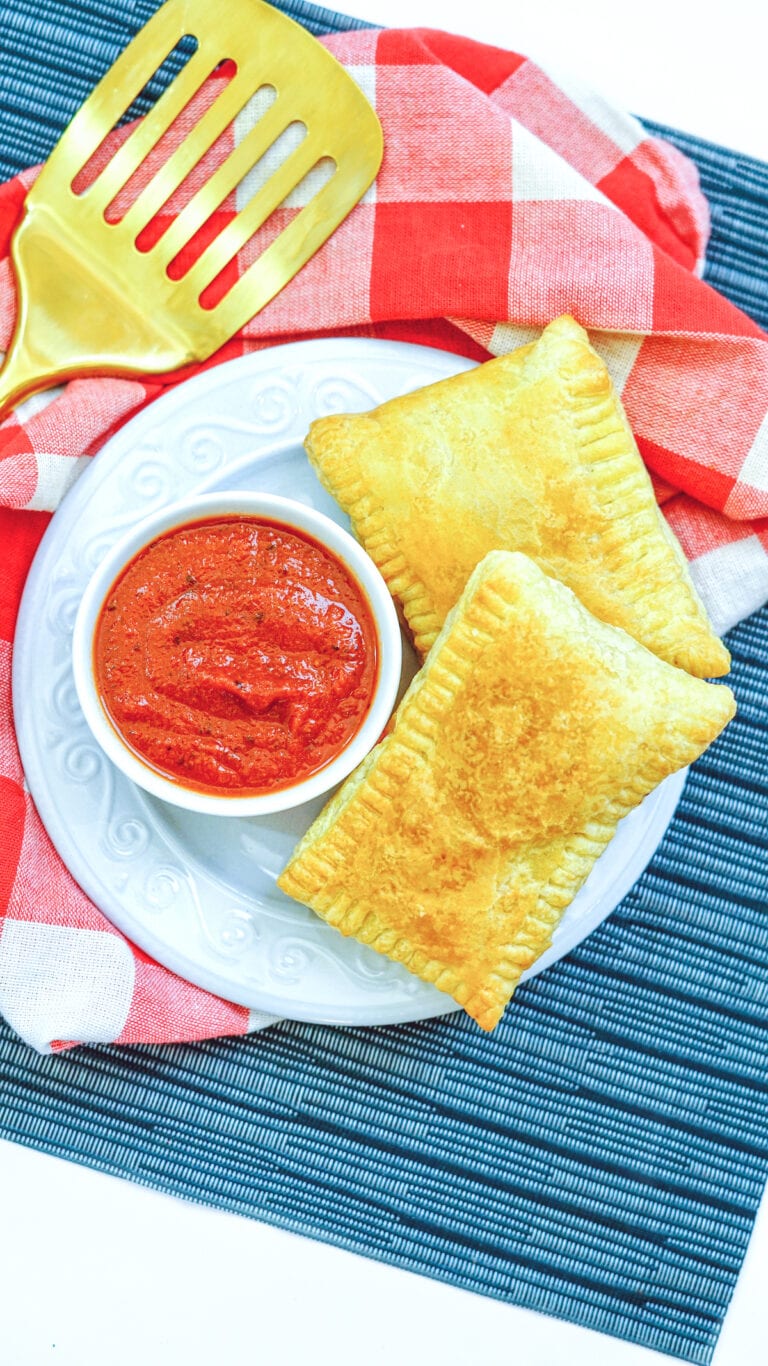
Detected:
left=304, top=314, right=729, bottom=678
left=278, top=552, right=736, bottom=1031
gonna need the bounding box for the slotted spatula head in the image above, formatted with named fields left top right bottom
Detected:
left=0, top=0, right=383, bottom=417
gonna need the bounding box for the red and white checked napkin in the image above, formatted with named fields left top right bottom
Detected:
left=1, top=28, right=767, bottom=1053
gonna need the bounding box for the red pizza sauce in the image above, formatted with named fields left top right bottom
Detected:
left=93, top=516, right=379, bottom=796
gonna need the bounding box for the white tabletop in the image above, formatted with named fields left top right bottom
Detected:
left=3, top=2, right=767, bottom=1363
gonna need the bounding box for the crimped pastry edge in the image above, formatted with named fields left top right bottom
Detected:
left=279, top=551, right=736, bottom=1030
left=304, top=316, right=730, bottom=675
left=544, top=320, right=730, bottom=677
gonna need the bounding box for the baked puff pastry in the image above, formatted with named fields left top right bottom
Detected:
left=278, top=551, right=736, bottom=1032
left=305, top=314, right=729, bottom=678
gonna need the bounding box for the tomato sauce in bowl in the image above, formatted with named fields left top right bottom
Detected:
left=93, top=516, right=380, bottom=798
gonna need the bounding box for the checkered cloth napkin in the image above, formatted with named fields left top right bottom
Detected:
left=2, top=26, right=767, bottom=1053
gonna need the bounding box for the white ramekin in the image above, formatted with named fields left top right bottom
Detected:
left=71, top=491, right=402, bottom=816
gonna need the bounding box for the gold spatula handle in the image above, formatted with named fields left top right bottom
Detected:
left=0, top=216, right=108, bottom=420
left=0, top=334, right=59, bottom=420
left=0, top=205, right=195, bottom=422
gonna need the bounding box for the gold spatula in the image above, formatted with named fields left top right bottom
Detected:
left=0, top=0, right=383, bottom=418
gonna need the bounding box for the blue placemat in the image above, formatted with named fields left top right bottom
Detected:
left=2, top=4, right=768, bottom=1363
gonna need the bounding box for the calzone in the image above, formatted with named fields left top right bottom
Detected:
left=278, top=552, right=736, bottom=1032
left=305, top=314, right=729, bottom=678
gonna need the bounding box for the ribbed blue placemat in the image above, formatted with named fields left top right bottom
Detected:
left=2, top=4, right=768, bottom=1363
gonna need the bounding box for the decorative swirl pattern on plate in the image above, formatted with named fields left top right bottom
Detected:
left=82, top=462, right=176, bottom=573
left=115, top=445, right=164, bottom=497
left=263, top=926, right=420, bottom=997
left=131, top=458, right=176, bottom=503
left=45, top=580, right=80, bottom=637
left=51, top=671, right=81, bottom=724
left=247, top=376, right=299, bottom=433
left=173, top=870, right=260, bottom=961
left=179, top=427, right=229, bottom=474
left=311, top=374, right=385, bottom=416
left=218, top=908, right=259, bottom=956
left=106, top=815, right=151, bottom=860
left=144, top=865, right=185, bottom=913
left=268, top=936, right=314, bottom=984
left=62, top=740, right=106, bottom=786
left=348, top=943, right=423, bottom=991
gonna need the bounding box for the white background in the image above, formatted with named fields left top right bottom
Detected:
left=2, top=1, right=767, bottom=1363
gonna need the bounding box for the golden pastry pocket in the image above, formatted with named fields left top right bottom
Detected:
left=278, top=552, right=736, bottom=1033
left=304, top=314, right=729, bottom=678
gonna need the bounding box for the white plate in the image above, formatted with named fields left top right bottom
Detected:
left=12, top=338, right=686, bottom=1026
